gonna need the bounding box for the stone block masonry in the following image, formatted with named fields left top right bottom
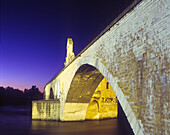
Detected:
left=32, top=100, right=60, bottom=121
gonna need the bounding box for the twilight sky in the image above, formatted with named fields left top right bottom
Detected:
left=0, top=0, right=134, bottom=91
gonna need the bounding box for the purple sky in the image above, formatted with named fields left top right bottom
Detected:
left=0, top=0, right=134, bottom=91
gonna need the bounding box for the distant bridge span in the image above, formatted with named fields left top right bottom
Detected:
left=32, top=0, right=169, bottom=134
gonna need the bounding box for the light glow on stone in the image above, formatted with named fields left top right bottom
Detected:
left=85, top=78, right=117, bottom=120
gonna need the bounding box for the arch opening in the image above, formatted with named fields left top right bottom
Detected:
left=64, top=64, right=117, bottom=120
left=49, top=88, right=54, bottom=99
left=85, top=100, right=99, bottom=120
left=66, top=64, right=104, bottom=103
left=62, top=61, right=140, bottom=134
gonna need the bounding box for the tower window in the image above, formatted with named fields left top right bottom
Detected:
left=106, top=82, right=109, bottom=89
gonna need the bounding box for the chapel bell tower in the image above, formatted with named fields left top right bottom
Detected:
left=64, top=38, right=75, bottom=66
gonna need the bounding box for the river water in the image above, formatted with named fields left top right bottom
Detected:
left=0, top=106, right=134, bottom=135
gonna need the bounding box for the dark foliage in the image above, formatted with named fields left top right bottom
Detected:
left=0, top=85, right=43, bottom=106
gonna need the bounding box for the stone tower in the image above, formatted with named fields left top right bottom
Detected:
left=64, top=38, right=75, bottom=66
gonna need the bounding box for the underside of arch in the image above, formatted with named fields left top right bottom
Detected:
left=66, top=64, right=104, bottom=103
left=63, top=64, right=118, bottom=121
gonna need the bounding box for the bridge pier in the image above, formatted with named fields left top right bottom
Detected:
left=61, top=103, right=89, bottom=121
left=32, top=100, right=60, bottom=121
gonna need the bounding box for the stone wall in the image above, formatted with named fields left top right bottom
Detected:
left=32, top=100, right=60, bottom=121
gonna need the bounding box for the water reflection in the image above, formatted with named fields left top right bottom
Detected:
left=32, top=119, right=121, bottom=135
left=0, top=106, right=133, bottom=135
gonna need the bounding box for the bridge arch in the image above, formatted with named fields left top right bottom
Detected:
left=49, top=88, right=54, bottom=99
left=85, top=100, right=100, bottom=120
left=62, top=56, right=143, bottom=135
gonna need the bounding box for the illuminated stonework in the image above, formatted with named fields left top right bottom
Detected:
left=32, top=100, right=60, bottom=121
left=35, top=0, right=169, bottom=134
left=64, top=38, right=75, bottom=66
left=85, top=78, right=117, bottom=120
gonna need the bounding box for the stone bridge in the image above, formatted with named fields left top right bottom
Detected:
left=32, top=0, right=169, bottom=134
